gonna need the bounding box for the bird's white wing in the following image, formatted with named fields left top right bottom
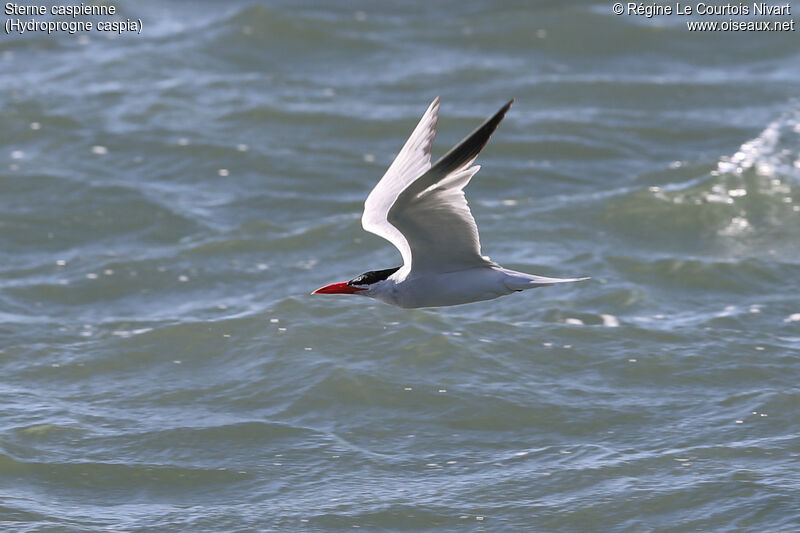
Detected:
left=388, top=99, right=513, bottom=274
left=362, top=97, right=440, bottom=269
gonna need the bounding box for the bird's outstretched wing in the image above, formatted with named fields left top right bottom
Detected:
left=362, top=97, right=440, bottom=270
left=362, top=98, right=513, bottom=275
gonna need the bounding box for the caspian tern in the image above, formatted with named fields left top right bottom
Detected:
left=313, top=97, right=588, bottom=308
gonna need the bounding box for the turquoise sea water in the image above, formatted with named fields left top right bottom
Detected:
left=1, top=1, right=799, bottom=531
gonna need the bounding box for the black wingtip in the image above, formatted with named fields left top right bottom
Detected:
left=429, top=99, right=515, bottom=176
left=397, top=99, right=517, bottom=199
left=491, top=98, right=514, bottom=128
left=482, top=98, right=515, bottom=134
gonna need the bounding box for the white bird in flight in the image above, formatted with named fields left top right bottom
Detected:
left=313, top=97, right=588, bottom=308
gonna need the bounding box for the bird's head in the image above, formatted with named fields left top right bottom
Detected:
left=312, top=266, right=400, bottom=297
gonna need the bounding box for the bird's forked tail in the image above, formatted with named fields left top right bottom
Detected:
left=500, top=268, right=590, bottom=291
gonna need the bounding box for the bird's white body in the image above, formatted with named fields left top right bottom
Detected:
left=366, top=266, right=582, bottom=308
left=312, top=97, right=588, bottom=308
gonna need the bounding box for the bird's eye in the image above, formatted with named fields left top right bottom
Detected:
left=347, top=266, right=400, bottom=286
left=347, top=274, right=368, bottom=286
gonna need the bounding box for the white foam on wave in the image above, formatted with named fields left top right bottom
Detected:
left=600, top=314, right=620, bottom=327
left=716, top=108, right=800, bottom=180
left=705, top=107, right=800, bottom=238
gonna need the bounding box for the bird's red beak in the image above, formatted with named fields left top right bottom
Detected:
left=311, top=282, right=367, bottom=295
